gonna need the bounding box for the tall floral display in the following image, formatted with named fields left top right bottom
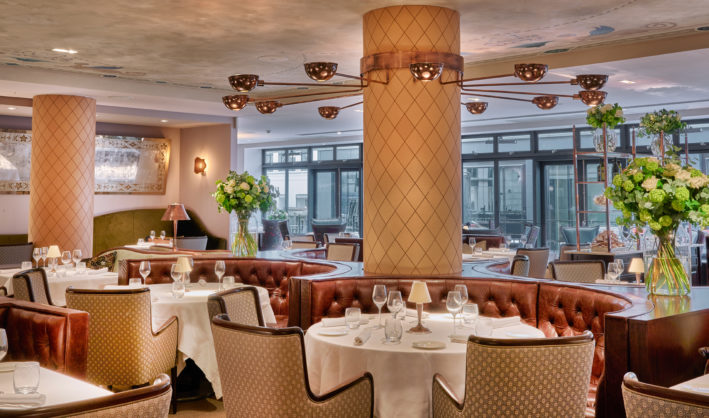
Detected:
left=586, top=103, right=625, bottom=152
left=605, top=157, right=709, bottom=295
left=638, top=109, right=687, bottom=157
left=213, top=171, right=276, bottom=256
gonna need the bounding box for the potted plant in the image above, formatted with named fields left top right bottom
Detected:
left=586, top=103, right=625, bottom=152
left=261, top=209, right=288, bottom=251
left=638, top=109, right=686, bottom=157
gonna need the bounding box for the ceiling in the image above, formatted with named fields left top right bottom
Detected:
left=0, top=0, right=708, bottom=142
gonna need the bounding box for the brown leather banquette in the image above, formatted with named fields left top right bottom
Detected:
left=119, top=258, right=338, bottom=327
left=291, top=275, right=631, bottom=417
left=0, top=297, right=89, bottom=379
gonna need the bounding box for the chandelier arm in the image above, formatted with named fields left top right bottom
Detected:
left=461, top=87, right=574, bottom=98
left=461, top=80, right=572, bottom=87
left=461, top=92, right=532, bottom=103
left=253, top=88, right=363, bottom=101
left=339, top=101, right=364, bottom=110
left=280, top=93, right=363, bottom=106
left=336, top=72, right=389, bottom=85
left=440, top=73, right=515, bottom=85
left=260, top=81, right=363, bottom=88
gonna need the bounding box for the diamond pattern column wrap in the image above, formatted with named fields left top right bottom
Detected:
left=29, top=95, right=96, bottom=257
left=362, top=6, right=462, bottom=275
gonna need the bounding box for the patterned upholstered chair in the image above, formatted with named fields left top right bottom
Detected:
left=326, top=243, right=360, bottom=261
left=622, top=372, right=709, bottom=417
left=559, top=243, right=591, bottom=261
left=510, top=254, right=530, bottom=277
left=551, top=260, right=605, bottom=283
left=207, top=286, right=265, bottom=327
left=25, top=373, right=172, bottom=417
left=65, top=288, right=179, bottom=413
left=0, top=242, right=33, bottom=267
left=292, top=241, right=318, bottom=249
left=433, top=332, right=594, bottom=417
left=516, top=248, right=550, bottom=279
left=292, top=235, right=316, bottom=242
left=12, top=268, right=58, bottom=306
left=211, top=315, right=374, bottom=417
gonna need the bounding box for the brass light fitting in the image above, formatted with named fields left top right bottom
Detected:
left=304, top=62, right=338, bottom=81
left=532, top=95, right=559, bottom=110
left=577, top=90, right=607, bottom=106
left=465, top=102, right=488, bottom=114
left=229, top=74, right=260, bottom=92
left=222, top=95, right=249, bottom=111
left=255, top=101, right=281, bottom=114
left=410, top=63, right=444, bottom=81
left=514, top=64, right=548, bottom=82
left=318, top=106, right=339, bottom=120
left=573, top=74, right=608, bottom=91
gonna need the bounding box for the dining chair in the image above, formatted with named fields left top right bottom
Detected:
left=292, top=234, right=316, bottom=242
left=551, top=260, right=605, bottom=284
left=207, top=286, right=265, bottom=327
left=65, top=287, right=179, bottom=413
left=559, top=243, right=591, bottom=261
left=211, top=314, right=373, bottom=417
left=526, top=225, right=540, bottom=247
left=510, top=254, right=530, bottom=277
left=291, top=241, right=318, bottom=249
left=326, top=243, right=360, bottom=261
left=515, top=248, right=550, bottom=279
left=21, top=373, right=172, bottom=417
left=622, top=372, right=709, bottom=417
left=433, top=332, right=594, bottom=417
left=12, top=268, right=58, bottom=306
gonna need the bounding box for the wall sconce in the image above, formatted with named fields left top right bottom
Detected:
left=194, top=157, right=206, bottom=175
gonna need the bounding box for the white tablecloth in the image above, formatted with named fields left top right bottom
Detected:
left=1, top=268, right=118, bottom=306
left=463, top=249, right=516, bottom=264
left=305, top=314, right=545, bottom=418
left=671, top=373, right=709, bottom=395
left=0, top=364, right=112, bottom=412
left=148, top=283, right=276, bottom=399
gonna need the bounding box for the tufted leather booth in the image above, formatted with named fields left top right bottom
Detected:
left=119, top=258, right=337, bottom=327
left=0, top=297, right=88, bottom=379
left=293, top=276, right=631, bottom=416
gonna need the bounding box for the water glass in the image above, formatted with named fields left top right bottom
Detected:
left=0, top=329, right=7, bottom=361
left=345, top=307, right=362, bottom=330
left=76, top=261, right=87, bottom=274
left=160, top=230, right=167, bottom=240
left=474, top=246, right=483, bottom=255
left=150, top=230, right=156, bottom=240
left=223, top=276, right=235, bottom=289
left=384, top=317, right=403, bottom=344
left=21, top=261, right=32, bottom=270
left=387, top=290, right=403, bottom=318
left=499, top=243, right=508, bottom=250
left=72, top=249, right=82, bottom=268
left=61, top=251, right=72, bottom=268
left=215, top=260, right=226, bottom=290
left=462, top=303, right=479, bottom=327
left=40, top=247, right=48, bottom=267
left=137, top=238, right=145, bottom=245
left=129, top=278, right=142, bottom=287
left=172, top=279, right=185, bottom=299
left=32, top=248, right=41, bottom=268
left=282, top=238, right=292, bottom=250
left=14, top=362, right=40, bottom=394
left=139, top=261, right=151, bottom=282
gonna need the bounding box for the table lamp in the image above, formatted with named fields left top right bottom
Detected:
left=162, top=203, right=190, bottom=250
left=47, top=245, right=61, bottom=273
left=174, top=256, right=193, bottom=283
left=407, top=281, right=432, bottom=334
left=628, top=258, right=644, bottom=284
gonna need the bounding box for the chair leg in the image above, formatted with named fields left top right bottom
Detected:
left=170, top=366, right=178, bottom=414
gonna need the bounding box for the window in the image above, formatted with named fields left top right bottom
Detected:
left=264, top=150, right=285, bottom=164
left=312, top=147, right=334, bottom=161
left=498, top=160, right=532, bottom=236
left=498, top=134, right=530, bottom=153
left=287, top=169, right=309, bottom=234
left=336, top=145, right=360, bottom=160
left=686, top=123, right=709, bottom=145
left=462, top=161, right=494, bottom=227
left=462, top=136, right=494, bottom=154
left=264, top=169, right=286, bottom=210
left=341, top=170, right=361, bottom=233
left=543, top=164, right=576, bottom=245
left=288, top=149, right=308, bottom=163
left=538, top=131, right=573, bottom=151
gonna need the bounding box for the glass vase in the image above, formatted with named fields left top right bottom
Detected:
left=643, top=233, right=691, bottom=296
left=593, top=128, right=618, bottom=152
left=232, top=214, right=258, bottom=257
left=650, top=133, right=672, bottom=158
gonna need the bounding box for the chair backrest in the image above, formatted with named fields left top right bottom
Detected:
left=24, top=373, right=172, bottom=417
left=622, top=372, right=709, bottom=417
left=326, top=243, right=359, bottom=261
left=310, top=221, right=347, bottom=244
left=461, top=332, right=595, bottom=417
left=12, top=268, right=54, bottom=305
left=176, top=236, right=208, bottom=250
left=291, top=234, right=315, bottom=242
left=65, top=287, right=173, bottom=387
left=559, top=243, right=591, bottom=261
left=561, top=226, right=600, bottom=245
left=292, top=241, right=318, bottom=249
left=510, top=255, right=530, bottom=277
left=527, top=225, right=540, bottom=247
left=551, top=260, right=605, bottom=283
left=207, top=286, right=264, bottom=327
left=0, top=242, right=33, bottom=267
left=516, top=248, right=550, bottom=279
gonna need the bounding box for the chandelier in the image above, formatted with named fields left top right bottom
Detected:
left=222, top=60, right=608, bottom=118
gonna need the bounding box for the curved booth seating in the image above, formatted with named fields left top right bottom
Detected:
left=289, top=275, right=632, bottom=416
left=119, top=258, right=339, bottom=327
left=93, top=246, right=232, bottom=273
left=0, top=297, right=88, bottom=379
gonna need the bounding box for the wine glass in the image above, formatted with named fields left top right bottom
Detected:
left=170, top=264, right=181, bottom=282
left=32, top=248, right=41, bottom=268
left=40, top=247, right=48, bottom=268
left=615, top=259, right=624, bottom=279
left=446, top=291, right=462, bottom=338
left=372, top=284, right=387, bottom=329
left=149, top=230, right=156, bottom=241
left=215, top=260, right=226, bottom=291
left=282, top=237, right=292, bottom=250
left=520, top=234, right=528, bottom=249
left=0, top=329, right=7, bottom=361
left=61, top=251, right=72, bottom=269
left=387, top=290, right=403, bottom=319
left=160, top=230, right=166, bottom=240
left=72, top=249, right=82, bottom=269
left=607, top=261, right=620, bottom=281
left=454, top=284, right=468, bottom=329
left=139, top=261, right=151, bottom=284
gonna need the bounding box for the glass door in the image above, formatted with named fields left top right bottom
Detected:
left=340, top=170, right=361, bottom=233
left=313, top=170, right=337, bottom=221
left=541, top=163, right=575, bottom=245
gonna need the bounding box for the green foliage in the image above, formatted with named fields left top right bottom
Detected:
left=638, top=109, right=686, bottom=138
left=212, top=171, right=277, bottom=218
left=266, top=209, right=289, bottom=220
left=586, top=103, right=625, bottom=129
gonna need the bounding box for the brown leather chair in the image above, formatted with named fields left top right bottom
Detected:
left=622, top=372, right=709, bottom=417
left=551, top=260, right=605, bottom=283
left=516, top=247, right=550, bottom=279
left=0, top=297, right=88, bottom=379
left=12, top=268, right=59, bottom=306
left=207, top=286, right=265, bottom=327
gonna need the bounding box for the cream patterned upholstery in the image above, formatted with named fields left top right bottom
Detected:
left=551, top=261, right=605, bottom=284
left=211, top=315, right=373, bottom=417
left=292, top=235, right=316, bottom=242
left=207, top=286, right=264, bottom=327
left=516, top=248, right=550, bottom=279
left=12, top=268, right=55, bottom=305
left=622, top=372, right=709, bottom=417
left=433, top=332, right=594, bottom=417
left=326, top=243, right=360, bottom=261
left=510, top=255, right=530, bottom=277
left=292, top=241, right=318, bottom=249
left=559, top=243, right=591, bottom=261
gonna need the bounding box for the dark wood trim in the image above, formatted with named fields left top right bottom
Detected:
left=13, top=268, right=57, bottom=306
left=469, top=330, right=593, bottom=347
left=623, top=372, right=709, bottom=407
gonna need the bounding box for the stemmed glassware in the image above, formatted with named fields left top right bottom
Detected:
left=32, top=248, right=41, bottom=268
left=40, top=247, right=48, bottom=268
left=372, top=285, right=387, bottom=329
left=149, top=230, right=156, bottom=241
left=215, top=260, right=226, bottom=291
left=453, top=284, right=468, bottom=329
left=282, top=237, right=292, bottom=250
left=446, top=291, right=462, bottom=338
left=0, top=329, right=7, bottom=361
left=170, top=264, right=185, bottom=298
left=387, top=290, right=403, bottom=319
left=607, top=261, right=621, bottom=281
left=170, top=264, right=181, bottom=282
left=160, top=230, right=166, bottom=240
left=72, top=249, right=82, bottom=270
left=61, top=251, right=72, bottom=272
left=520, top=234, right=528, bottom=249
left=139, top=261, right=151, bottom=284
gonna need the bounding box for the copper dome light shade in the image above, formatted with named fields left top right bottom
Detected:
left=514, top=64, right=549, bottom=82
left=465, top=102, right=488, bottom=114
left=229, top=74, right=260, bottom=92
left=255, top=101, right=281, bottom=114
left=222, top=95, right=248, bottom=111
left=410, top=63, right=444, bottom=81
left=574, top=74, right=608, bottom=91
left=304, top=62, right=338, bottom=81
left=318, top=106, right=340, bottom=120
left=578, top=90, right=607, bottom=106
left=532, top=95, right=559, bottom=110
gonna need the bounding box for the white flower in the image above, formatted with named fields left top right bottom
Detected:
left=642, top=177, right=658, bottom=191
left=264, top=185, right=269, bottom=193
left=676, top=170, right=692, bottom=182
left=616, top=109, right=623, bottom=117
left=228, top=179, right=236, bottom=187
left=240, top=182, right=250, bottom=191
left=587, top=108, right=593, bottom=115
left=601, top=103, right=612, bottom=112
left=225, top=185, right=234, bottom=194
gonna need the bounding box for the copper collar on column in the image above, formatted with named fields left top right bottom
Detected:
left=360, top=51, right=464, bottom=75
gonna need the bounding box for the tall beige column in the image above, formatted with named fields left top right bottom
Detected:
left=362, top=6, right=462, bottom=275
left=29, top=95, right=96, bottom=256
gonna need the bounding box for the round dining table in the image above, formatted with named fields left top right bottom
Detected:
left=305, top=313, right=545, bottom=418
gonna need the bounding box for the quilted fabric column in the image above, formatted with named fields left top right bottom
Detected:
left=29, top=95, right=96, bottom=256
left=362, top=6, right=462, bottom=275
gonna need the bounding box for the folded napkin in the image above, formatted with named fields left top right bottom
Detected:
left=354, top=328, right=372, bottom=346
left=87, top=267, right=109, bottom=275
left=487, top=316, right=521, bottom=329
left=321, top=317, right=368, bottom=327
left=103, top=284, right=146, bottom=290
left=405, top=308, right=429, bottom=319
left=0, top=393, right=46, bottom=407
left=488, top=248, right=512, bottom=254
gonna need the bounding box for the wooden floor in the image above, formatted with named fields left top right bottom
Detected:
left=175, top=398, right=225, bottom=417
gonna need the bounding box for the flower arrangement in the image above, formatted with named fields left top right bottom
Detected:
left=267, top=209, right=288, bottom=220
left=586, top=103, right=625, bottom=129
left=638, top=109, right=686, bottom=137
left=605, top=156, right=709, bottom=294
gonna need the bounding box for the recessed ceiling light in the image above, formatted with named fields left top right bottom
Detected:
left=337, top=131, right=342, bottom=135
left=52, top=48, right=78, bottom=54
left=160, top=119, right=168, bottom=123
left=620, top=80, right=635, bottom=84
left=7, top=107, right=16, bottom=110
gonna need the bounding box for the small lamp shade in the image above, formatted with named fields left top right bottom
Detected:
left=47, top=245, right=61, bottom=258
left=175, top=256, right=193, bottom=273
left=408, top=281, right=432, bottom=304
left=628, top=258, right=644, bottom=273
left=162, top=203, right=190, bottom=222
